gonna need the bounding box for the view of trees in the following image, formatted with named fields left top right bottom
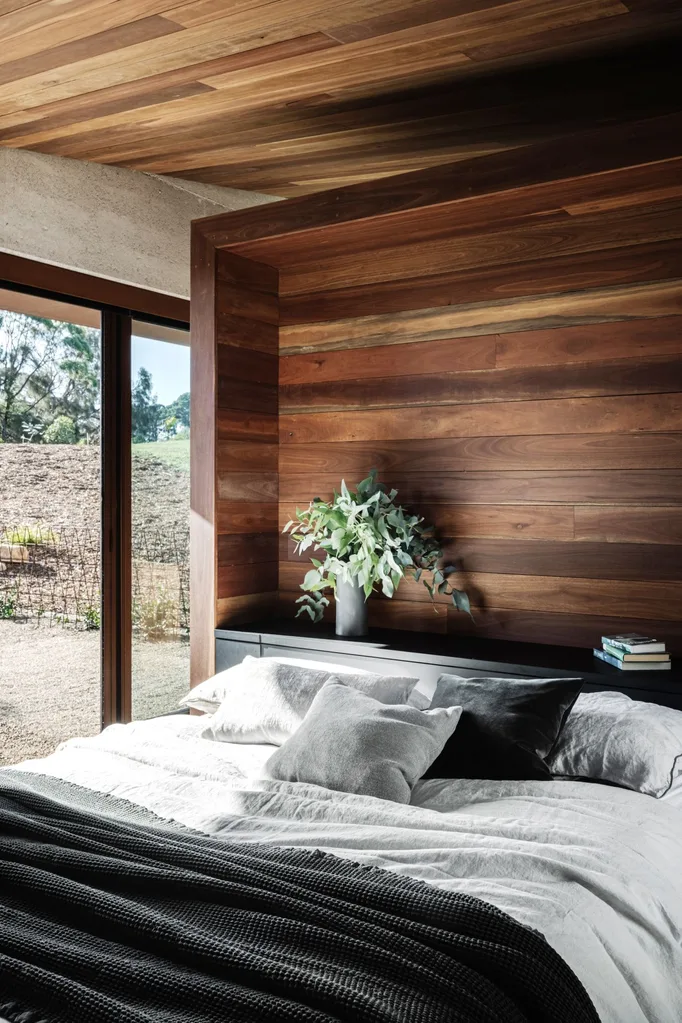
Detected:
left=0, top=312, right=189, bottom=444
left=0, top=312, right=100, bottom=444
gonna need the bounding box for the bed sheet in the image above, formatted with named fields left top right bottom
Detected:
left=12, top=715, right=682, bottom=1023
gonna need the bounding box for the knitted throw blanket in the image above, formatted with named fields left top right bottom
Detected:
left=0, top=772, right=600, bottom=1023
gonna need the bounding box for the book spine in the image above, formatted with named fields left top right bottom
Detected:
left=602, top=643, right=625, bottom=661
left=594, top=648, right=623, bottom=668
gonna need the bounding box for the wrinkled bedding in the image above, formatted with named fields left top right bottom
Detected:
left=12, top=715, right=682, bottom=1023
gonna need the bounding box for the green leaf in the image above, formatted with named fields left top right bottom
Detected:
left=451, top=589, right=472, bottom=618
left=282, top=520, right=294, bottom=534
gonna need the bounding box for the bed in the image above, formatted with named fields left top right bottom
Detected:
left=1, top=632, right=681, bottom=1023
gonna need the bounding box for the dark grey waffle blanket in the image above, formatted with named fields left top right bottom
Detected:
left=0, top=771, right=600, bottom=1023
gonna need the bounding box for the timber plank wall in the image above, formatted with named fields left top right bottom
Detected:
left=191, top=115, right=682, bottom=682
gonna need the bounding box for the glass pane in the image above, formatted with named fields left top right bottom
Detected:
left=0, top=294, right=102, bottom=764
left=131, top=321, right=190, bottom=719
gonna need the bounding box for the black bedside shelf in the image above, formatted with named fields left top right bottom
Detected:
left=215, top=620, right=682, bottom=708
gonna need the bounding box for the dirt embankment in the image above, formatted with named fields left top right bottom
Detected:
left=0, top=444, right=189, bottom=533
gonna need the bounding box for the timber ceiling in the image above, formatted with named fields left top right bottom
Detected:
left=0, top=0, right=680, bottom=197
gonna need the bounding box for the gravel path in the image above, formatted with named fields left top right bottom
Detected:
left=0, top=620, right=190, bottom=766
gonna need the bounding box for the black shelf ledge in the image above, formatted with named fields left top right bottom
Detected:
left=215, top=620, right=681, bottom=696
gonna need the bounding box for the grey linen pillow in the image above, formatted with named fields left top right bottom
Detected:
left=265, top=677, right=462, bottom=803
left=201, top=657, right=418, bottom=745
left=547, top=690, right=682, bottom=797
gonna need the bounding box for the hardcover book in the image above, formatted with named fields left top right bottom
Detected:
left=594, top=649, right=671, bottom=671
left=601, top=634, right=666, bottom=654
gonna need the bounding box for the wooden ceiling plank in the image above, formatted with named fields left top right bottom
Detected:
left=0, top=33, right=336, bottom=138
left=0, top=17, right=185, bottom=88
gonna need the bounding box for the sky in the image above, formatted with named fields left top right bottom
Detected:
left=131, top=335, right=190, bottom=406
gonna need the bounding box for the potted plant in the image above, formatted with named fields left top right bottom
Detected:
left=283, top=470, right=471, bottom=637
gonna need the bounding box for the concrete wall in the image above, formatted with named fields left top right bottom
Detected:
left=0, top=148, right=280, bottom=298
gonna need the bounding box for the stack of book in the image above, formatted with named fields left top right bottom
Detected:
left=594, top=634, right=671, bottom=671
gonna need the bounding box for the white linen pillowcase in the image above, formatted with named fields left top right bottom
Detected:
left=546, top=690, right=682, bottom=797
left=265, top=677, right=462, bottom=803
left=199, top=656, right=419, bottom=745
left=180, top=655, right=372, bottom=714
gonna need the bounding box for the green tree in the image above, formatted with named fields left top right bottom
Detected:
left=44, top=415, right=77, bottom=444
left=165, top=391, right=190, bottom=430
left=132, top=367, right=159, bottom=443
left=0, top=313, right=100, bottom=443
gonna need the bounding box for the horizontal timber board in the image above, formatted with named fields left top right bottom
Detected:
left=278, top=503, right=577, bottom=540
left=574, top=506, right=682, bottom=544
left=277, top=562, right=682, bottom=618
left=278, top=279, right=682, bottom=353
left=217, top=440, right=278, bottom=473
left=233, top=157, right=682, bottom=264
left=494, top=314, right=682, bottom=369
left=216, top=311, right=278, bottom=354
left=216, top=501, right=279, bottom=534
left=279, top=241, right=682, bottom=323
left=281, top=199, right=682, bottom=294
left=279, top=334, right=496, bottom=386
left=217, top=473, right=278, bottom=502
left=218, top=560, right=279, bottom=599
left=217, top=532, right=280, bottom=566
left=279, top=355, right=682, bottom=413
left=276, top=593, right=682, bottom=650
left=280, top=394, right=682, bottom=443
left=444, top=607, right=682, bottom=652
left=279, top=533, right=682, bottom=579
left=278, top=470, right=682, bottom=505
left=216, top=280, right=279, bottom=325
left=277, top=433, right=682, bottom=473
left=280, top=316, right=682, bottom=386
left=216, top=592, right=278, bottom=628
left=216, top=409, right=278, bottom=442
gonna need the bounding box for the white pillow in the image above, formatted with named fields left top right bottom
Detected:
left=197, top=656, right=419, bottom=744
left=547, top=690, right=682, bottom=797
left=180, top=655, right=371, bottom=714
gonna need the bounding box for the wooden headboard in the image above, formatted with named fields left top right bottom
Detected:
left=215, top=624, right=682, bottom=712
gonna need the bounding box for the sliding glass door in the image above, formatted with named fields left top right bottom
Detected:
left=130, top=320, right=190, bottom=719
left=0, top=281, right=190, bottom=765
left=0, top=290, right=102, bottom=764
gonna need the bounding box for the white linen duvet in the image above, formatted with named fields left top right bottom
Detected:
left=13, top=714, right=682, bottom=1023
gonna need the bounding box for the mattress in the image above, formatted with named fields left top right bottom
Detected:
left=11, top=714, right=682, bottom=1023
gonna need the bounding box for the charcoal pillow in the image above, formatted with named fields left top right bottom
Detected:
left=200, top=656, right=418, bottom=745
left=265, top=678, right=462, bottom=803
left=425, top=674, right=583, bottom=780
left=547, top=690, right=682, bottom=797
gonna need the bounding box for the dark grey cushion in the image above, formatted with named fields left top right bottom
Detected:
left=265, top=678, right=462, bottom=803
left=425, top=674, right=583, bottom=781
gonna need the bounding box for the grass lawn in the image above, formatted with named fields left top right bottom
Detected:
left=132, top=437, right=190, bottom=472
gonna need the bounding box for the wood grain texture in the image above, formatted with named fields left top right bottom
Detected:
left=190, top=106, right=682, bottom=655
left=279, top=278, right=682, bottom=351
left=1, top=10, right=680, bottom=194
left=574, top=506, right=682, bottom=544
left=279, top=471, right=682, bottom=506
left=277, top=434, right=682, bottom=474
left=189, top=226, right=216, bottom=686
left=280, top=355, right=682, bottom=413
left=212, top=249, right=279, bottom=628
left=280, top=393, right=682, bottom=444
